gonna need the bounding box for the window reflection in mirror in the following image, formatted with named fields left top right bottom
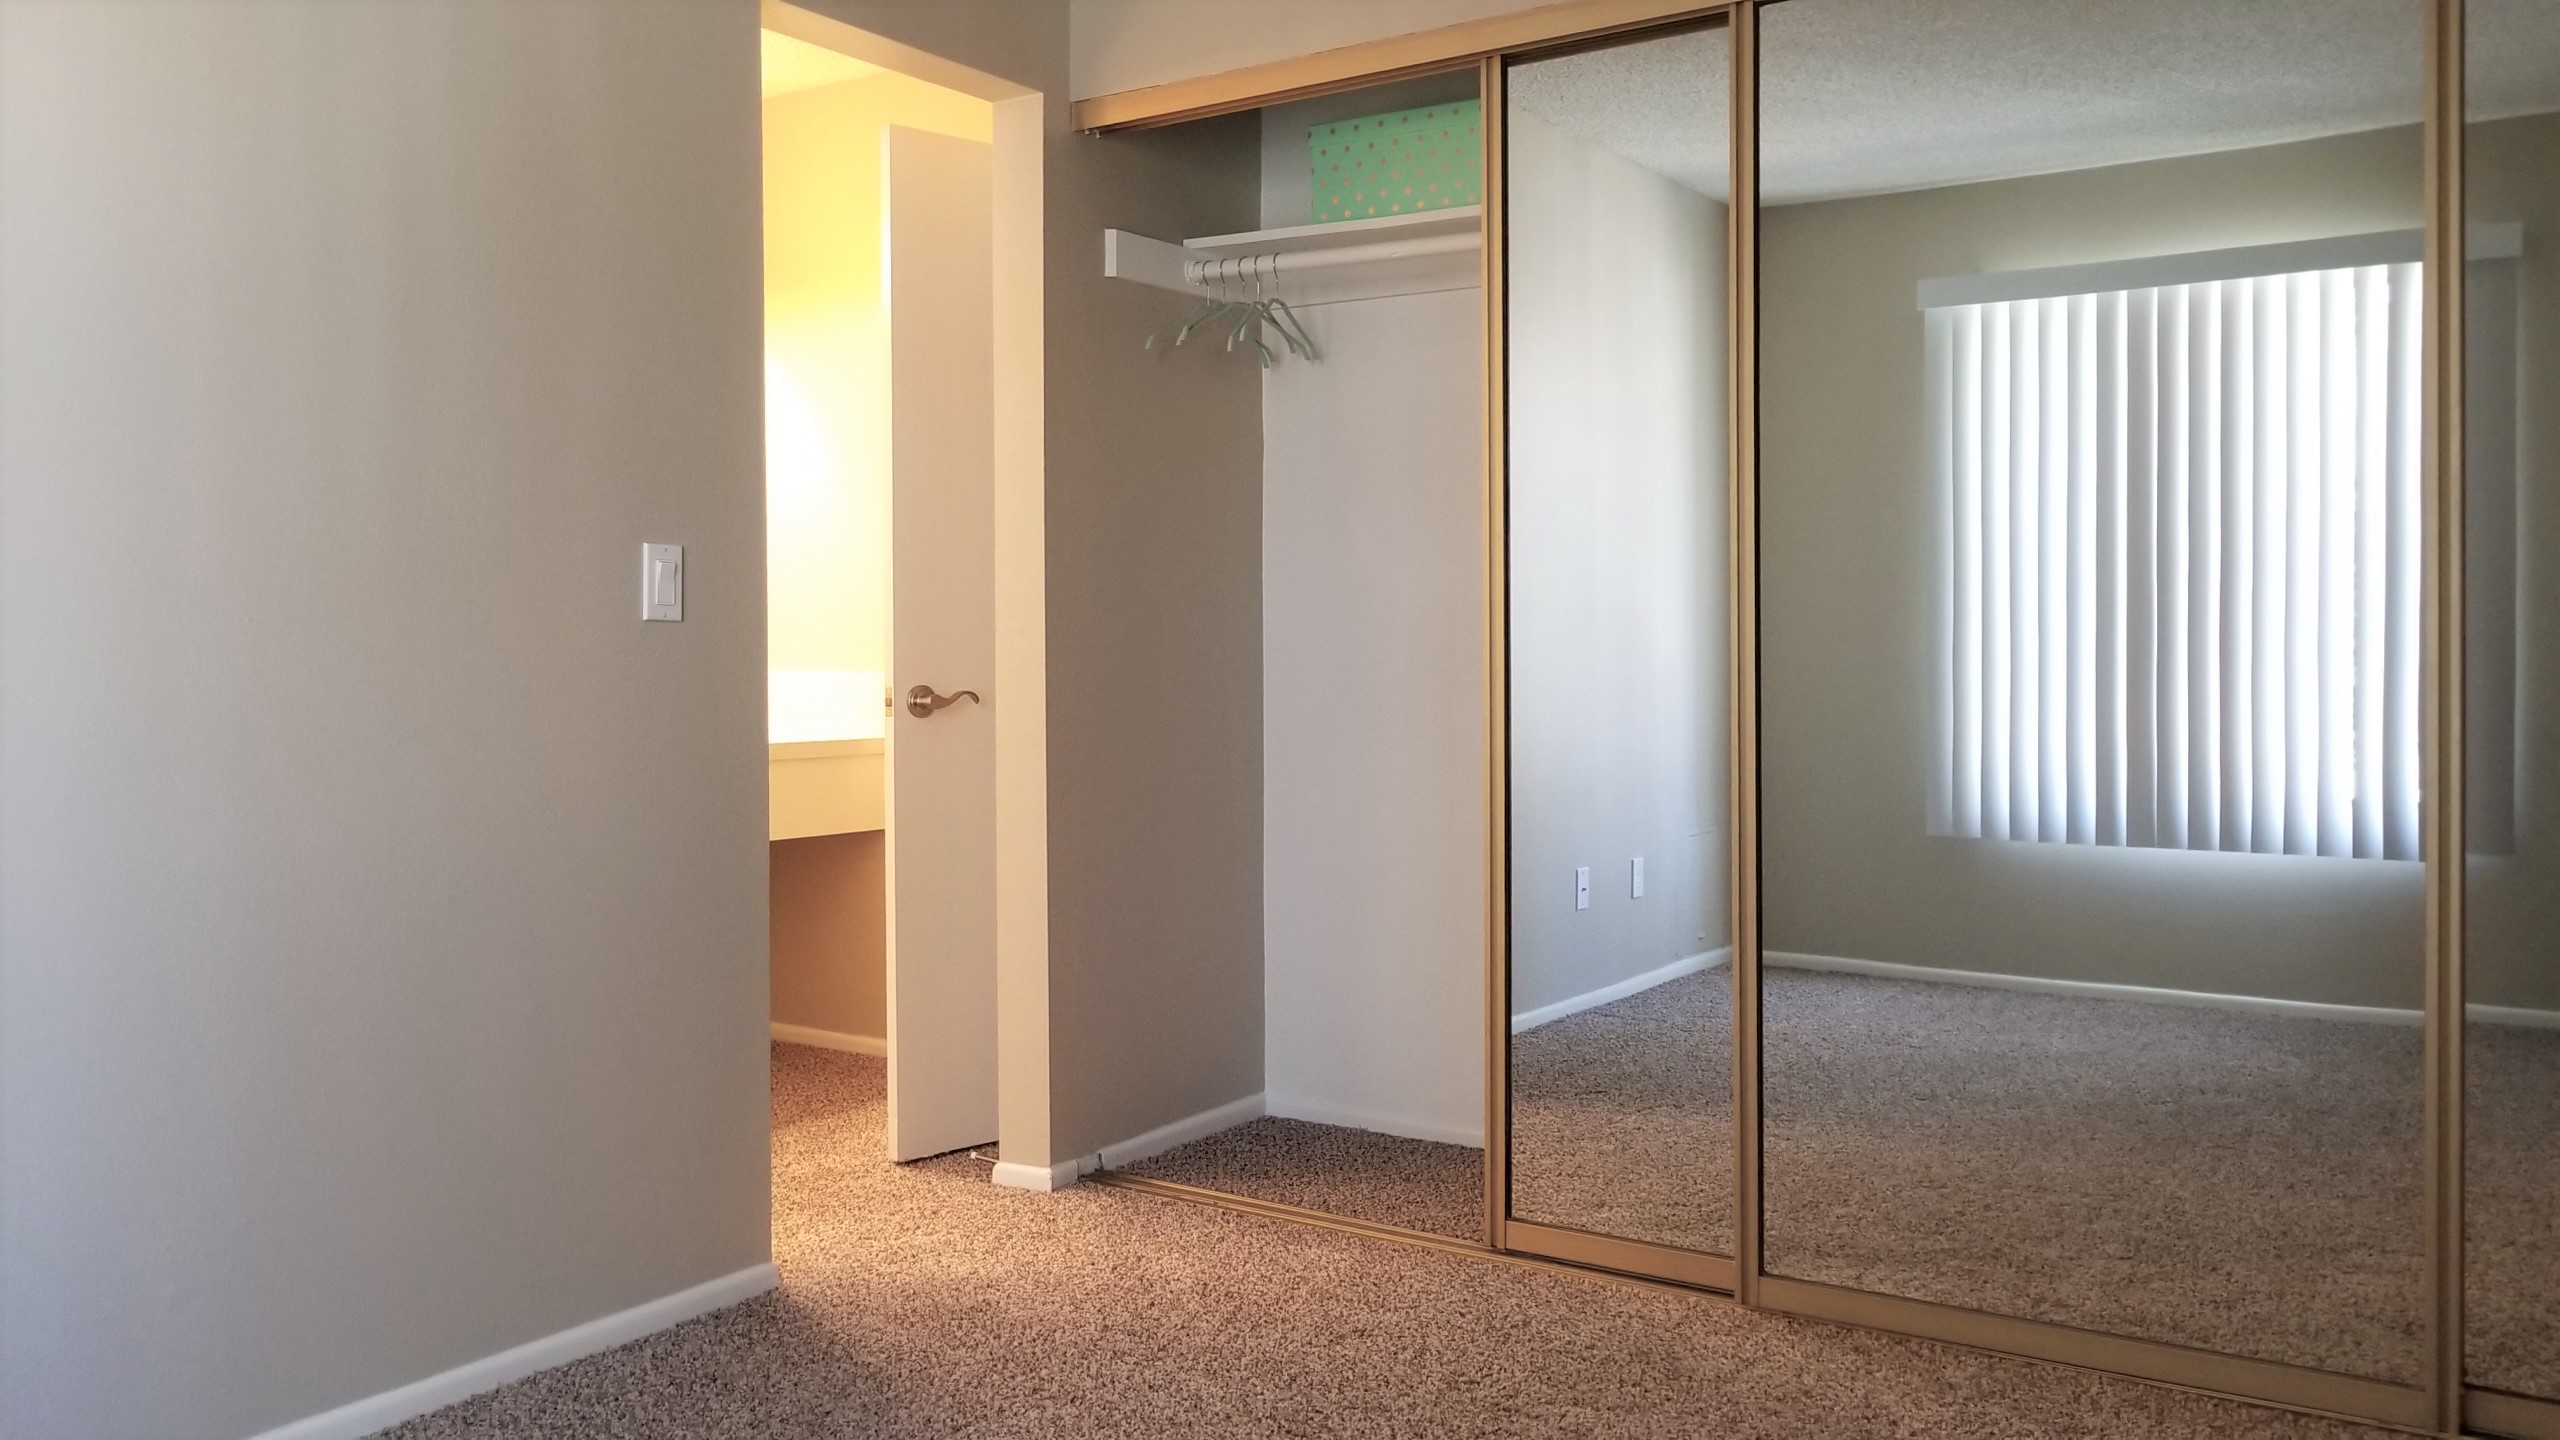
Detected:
left=1758, top=0, right=2434, bottom=1381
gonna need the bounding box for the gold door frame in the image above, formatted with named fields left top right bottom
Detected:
left=1082, top=3, right=2558, bottom=1434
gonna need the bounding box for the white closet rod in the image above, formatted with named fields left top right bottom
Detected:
left=1182, top=233, right=1478, bottom=287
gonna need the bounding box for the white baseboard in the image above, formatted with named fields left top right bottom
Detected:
left=989, top=1158, right=1088, bottom=1191
left=1263, top=1094, right=1482, bottom=1148
left=1098, top=1091, right=1265, bottom=1170
left=249, top=1263, right=777, bottom=1440
left=769, top=1022, right=885, bottom=1057
left=1766, top=950, right=2418, bottom=1025
left=1764, top=950, right=2560, bottom=1030
left=1511, top=948, right=1730, bottom=1034
left=989, top=1091, right=1269, bottom=1192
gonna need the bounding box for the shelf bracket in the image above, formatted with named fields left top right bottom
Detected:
left=1103, top=229, right=1201, bottom=297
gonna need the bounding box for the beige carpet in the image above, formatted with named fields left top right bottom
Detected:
left=1508, top=967, right=2558, bottom=1394
left=1125, top=968, right=2557, bottom=1395
left=1512, top=969, right=1734, bottom=1254
left=1756, top=969, right=2430, bottom=1383
left=1115, top=1115, right=1484, bottom=1239
left=2466, top=1021, right=2560, bottom=1398
left=378, top=1044, right=2388, bottom=1438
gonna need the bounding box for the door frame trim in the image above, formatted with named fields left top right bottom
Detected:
left=760, top=0, right=1057, bottom=1172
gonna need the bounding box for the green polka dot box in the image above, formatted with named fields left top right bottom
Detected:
left=1307, top=100, right=1482, bottom=223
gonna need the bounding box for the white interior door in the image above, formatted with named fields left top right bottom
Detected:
left=884, top=126, right=997, bottom=1162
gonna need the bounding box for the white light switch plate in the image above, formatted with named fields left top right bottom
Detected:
left=642, top=543, right=683, bottom=622
left=1631, top=856, right=1646, bottom=898
left=1574, top=866, right=1591, bottom=911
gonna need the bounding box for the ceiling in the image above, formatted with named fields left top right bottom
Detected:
left=1505, top=0, right=2560, bottom=206
left=761, top=29, right=883, bottom=100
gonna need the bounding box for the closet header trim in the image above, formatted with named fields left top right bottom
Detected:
left=1071, top=0, right=1730, bottom=133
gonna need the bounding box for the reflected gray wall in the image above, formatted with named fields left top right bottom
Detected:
left=1762, top=121, right=2496, bottom=1013
left=2466, top=111, right=2560, bottom=1014
left=1509, top=108, right=1729, bottom=1018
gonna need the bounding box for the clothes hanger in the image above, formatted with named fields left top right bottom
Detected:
left=1143, top=252, right=1319, bottom=369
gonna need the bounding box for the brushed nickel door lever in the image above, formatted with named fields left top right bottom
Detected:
left=905, top=684, right=982, bottom=718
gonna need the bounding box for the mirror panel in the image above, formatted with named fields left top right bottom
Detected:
left=1503, top=22, right=1735, bottom=1256
left=1756, top=0, right=2429, bottom=1380
left=2464, top=0, right=2560, bottom=1403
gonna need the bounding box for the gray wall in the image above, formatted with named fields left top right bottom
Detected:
left=1036, top=115, right=1267, bottom=1157
left=1762, top=117, right=2560, bottom=1012
left=771, top=834, right=887, bottom=1042
left=1, top=0, right=1273, bottom=1432
left=0, top=3, right=770, bottom=1436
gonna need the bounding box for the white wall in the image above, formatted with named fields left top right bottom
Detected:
left=1262, top=290, right=1488, bottom=1146
left=1506, top=110, right=1730, bottom=1018
left=0, top=3, right=769, bottom=1437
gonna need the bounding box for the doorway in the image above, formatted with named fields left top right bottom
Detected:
left=757, top=5, right=1044, bottom=1169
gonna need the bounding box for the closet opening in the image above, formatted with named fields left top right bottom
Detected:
left=1088, top=70, right=1494, bottom=1240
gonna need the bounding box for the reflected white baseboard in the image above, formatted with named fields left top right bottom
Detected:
left=1765, top=951, right=2560, bottom=1030
left=770, top=1023, right=886, bottom=1056
left=2472, top=1001, right=2560, bottom=1031
left=1511, top=948, right=1731, bottom=1035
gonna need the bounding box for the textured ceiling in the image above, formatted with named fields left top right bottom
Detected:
left=761, top=29, right=883, bottom=100
left=1505, top=0, right=2560, bottom=206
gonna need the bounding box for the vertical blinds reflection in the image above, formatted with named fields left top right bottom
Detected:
left=1927, top=264, right=2423, bottom=860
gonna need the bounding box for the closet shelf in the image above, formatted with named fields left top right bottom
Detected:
left=1105, top=206, right=1481, bottom=306
left=1186, top=206, right=1480, bottom=257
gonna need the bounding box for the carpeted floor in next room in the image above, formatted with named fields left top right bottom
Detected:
left=379, top=1043, right=2393, bottom=1439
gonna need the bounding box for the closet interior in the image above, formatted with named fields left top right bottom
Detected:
left=1101, top=71, right=1493, bottom=1239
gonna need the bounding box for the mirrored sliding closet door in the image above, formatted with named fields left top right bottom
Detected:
left=2465, top=0, right=2560, bottom=1418
left=1501, top=20, right=1736, bottom=1266
left=1756, top=0, right=2431, bottom=1382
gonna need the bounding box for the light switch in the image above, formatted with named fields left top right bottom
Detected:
left=1574, top=866, right=1591, bottom=911
left=642, top=543, right=683, bottom=622
left=1631, top=856, right=1646, bottom=898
